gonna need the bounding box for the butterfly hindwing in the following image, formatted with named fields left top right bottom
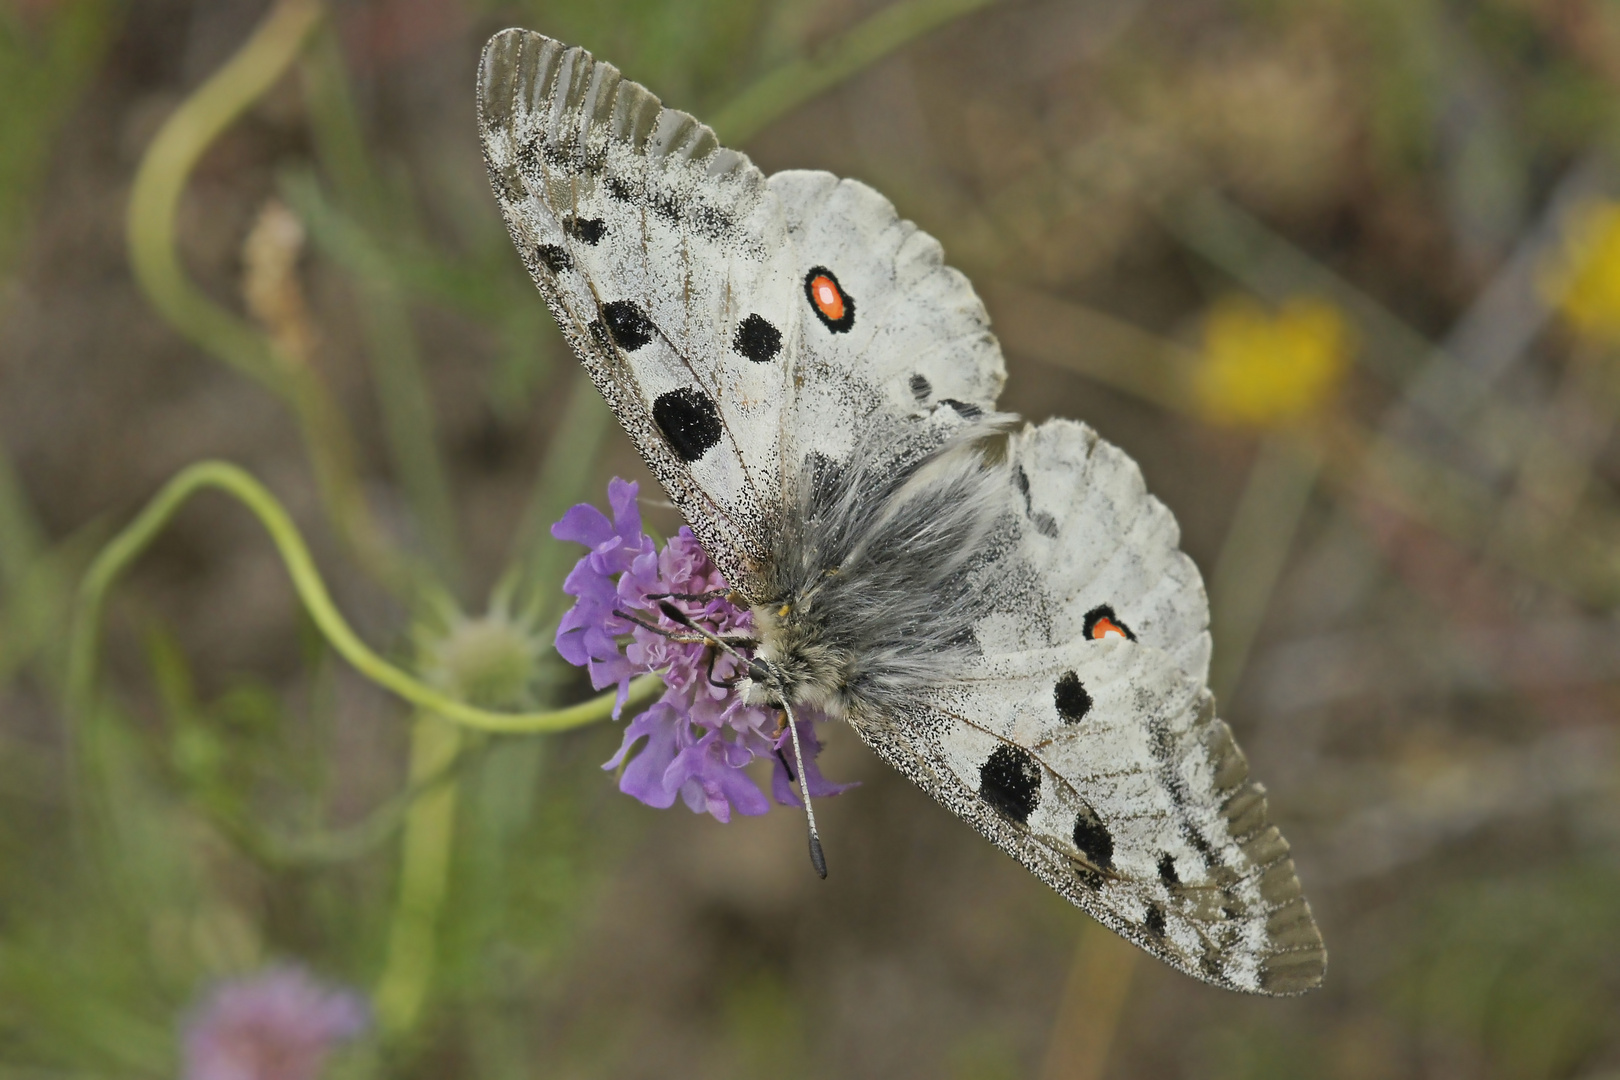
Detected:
left=985, top=419, right=1213, bottom=683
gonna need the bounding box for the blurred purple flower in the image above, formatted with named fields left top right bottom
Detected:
left=553, top=479, right=852, bottom=822
left=181, top=967, right=368, bottom=1080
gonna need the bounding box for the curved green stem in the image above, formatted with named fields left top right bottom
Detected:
left=125, top=0, right=321, bottom=391
left=124, top=0, right=400, bottom=584
left=67, top=461, right=662, bottom=734
left=710, top=0, right=998, bottom=144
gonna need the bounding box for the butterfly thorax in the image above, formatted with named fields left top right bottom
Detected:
left=745, top=601, right=857, bottom=718
left=742, top=422, right=1020, bottom=720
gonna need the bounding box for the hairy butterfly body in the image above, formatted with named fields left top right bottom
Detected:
left=477, top=28, right=1325, bottom=994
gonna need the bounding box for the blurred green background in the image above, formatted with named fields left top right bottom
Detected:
left=4, top=0, right=1620, bottom=1076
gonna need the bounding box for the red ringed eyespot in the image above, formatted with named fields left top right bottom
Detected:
left=803, top=267, right=855, bottom=332
left=1082, top=604, right=1136, bottom=642
left=811, top=276, right=843, bottom=320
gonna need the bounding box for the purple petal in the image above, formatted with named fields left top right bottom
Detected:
left=550, top=502, right=615, bottom=548
left=606, top=702, right=684, bottom=809
left=771, top=721, right=856, bottom=806
left=666, top=730, right=768, bottom=822
left=607, top=477, right=643, bottom=539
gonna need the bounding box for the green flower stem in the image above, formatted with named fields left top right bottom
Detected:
left=1207, top=435, right=1323, bottom=703
left=124, top=0, right=398, bottom=583
left=709, top=0, right=999, bottom=144
left=373, top=710, right=461, bottom=1036
left=124, top=0, right=319, bottom=392
left=66, top=461, right=662, bottom=734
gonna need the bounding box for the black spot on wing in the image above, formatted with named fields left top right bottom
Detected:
left=1054, top=671, right=1092, bottom=723
left=605, top=175, right=634, bottom=202
left=979, top=745, right=1041, bottom=825
left=1145, top=903, right=1167, bottom=938
left=1013, top=464, right=1059, bottom=538
left=940, top=398, right=982, bottom=419
left=1072, top=806, right=1113, bottom=870
left=1158, top=852, right=1180, bottom=887
left=652, top=388, right=723, bottom=463
left=536, top=244, right=571, bottom=273
left=1074, top=866, right=1107, bottom=891
left=565, top=217, right=607, bottom=245
left=732, top=314, right=782, bottom=363
left=602, top=301, right=654, bottom=351
left=909, top=373, right=932, bottom=401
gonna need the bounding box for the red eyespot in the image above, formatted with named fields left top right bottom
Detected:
left=1090, top=617, right=1127, bottom=640
left=1083, top=605, right=1134, bottom=642
left=804, top=267, right=855, bottom=332
left=810, top=275, right=844, bottom=322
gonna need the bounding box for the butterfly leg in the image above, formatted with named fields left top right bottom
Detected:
left=703, top=647, right=750, bottom=690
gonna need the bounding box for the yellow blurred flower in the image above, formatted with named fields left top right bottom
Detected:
left=1541, top=198, right=1620, bottom=342
left=1194, top=296, right=1350, bottom=428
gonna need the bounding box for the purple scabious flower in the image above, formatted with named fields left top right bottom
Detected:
left=553, top=479, right=852, bottom=822
left=181, top=967, right=368, bottom=1080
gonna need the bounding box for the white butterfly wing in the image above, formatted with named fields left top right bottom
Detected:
left=991, top=419, right=1213, bottom=683
left=871, top=640, right=1323, bottom=994
left=842, top=419, right=1320, bottom=993
left=769, top=170, right=1007, bottom=471
left=478, top=29, right=800, bottom=589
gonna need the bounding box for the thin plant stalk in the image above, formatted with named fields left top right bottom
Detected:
left=709, top=0, right=999, bottom=144
left=373, top=711, right=463, bottom=1036
left=493, top=372, right=615, bottom=624
left=66, top=460, right=661, bottom=735
left=1488, top=339, right=1620, bottom=560
left=124, top=0, right=398, bottom=582
left=1038, top=920, right=1141, bottom=1080
left=1208, top=435, right=1324, bottom=703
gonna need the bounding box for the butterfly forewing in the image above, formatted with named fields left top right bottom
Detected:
left=898, top=641, right=1323, bottom=994
left=478, top=28, right=796, bottom=590
left=768, top=170, right=1007, bottom=469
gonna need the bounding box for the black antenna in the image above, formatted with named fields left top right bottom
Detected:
left=779, top=696, right=827, bottom=878
left=650, top=601, right=828, bottom=878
